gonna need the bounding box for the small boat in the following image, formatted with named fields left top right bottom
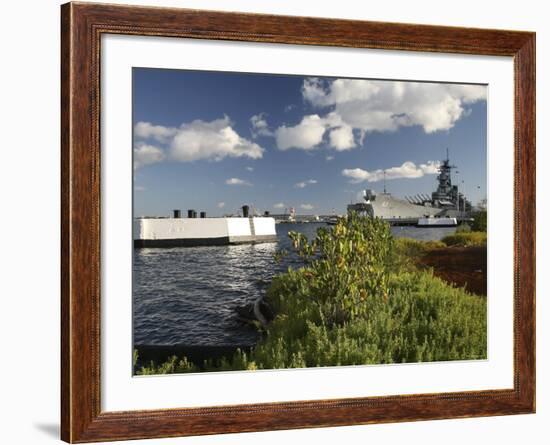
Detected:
left=417, top=216, right=458, bottom=227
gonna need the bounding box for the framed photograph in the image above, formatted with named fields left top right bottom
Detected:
left=61, top=2, right=535, bottom=442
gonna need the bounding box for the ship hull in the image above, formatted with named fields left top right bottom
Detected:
left=368, top=193, right=442, bottom=220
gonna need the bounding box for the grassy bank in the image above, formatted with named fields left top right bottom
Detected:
left=393, top=232, right=487, bottom=296
left=441, top=232, right=487, bottom=247
left=135, top=215, right=487, bottom=375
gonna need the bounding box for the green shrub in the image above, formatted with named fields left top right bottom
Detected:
left=391, top=238, right=446, bottom=273
left=259, top=216, right=486, bottom=366
left=441, top=232, right=487, bottom=247
left=471, top=211, right=487, bottom=232
left=455, top=223, right=472, bottom=233
left=275, top=214, right=394, bottom=324
left=134, top=353, right=198, bottom=375
left=248, top=270, right=487, bottom=367
left=394, top=237, right=445, bottom=257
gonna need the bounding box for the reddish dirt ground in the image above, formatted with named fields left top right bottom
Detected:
left=418, top=246, right=487, bottom=296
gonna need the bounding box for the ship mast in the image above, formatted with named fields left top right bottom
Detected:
left=431, top=147, right=458, bottom=207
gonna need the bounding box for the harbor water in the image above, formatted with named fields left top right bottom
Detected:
left=133, top=223, right=456, bottom=348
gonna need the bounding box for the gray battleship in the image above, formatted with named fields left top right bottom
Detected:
left=348, top=154, right=472, bottom=225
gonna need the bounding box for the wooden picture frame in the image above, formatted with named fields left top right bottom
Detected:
left=61, top=2, right=535, bottom=442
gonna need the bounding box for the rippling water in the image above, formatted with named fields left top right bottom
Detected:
left=133, top=223, right=456, bottom=347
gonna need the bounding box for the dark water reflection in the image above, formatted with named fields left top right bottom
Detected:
left=133, top=223, right=455, bottom=347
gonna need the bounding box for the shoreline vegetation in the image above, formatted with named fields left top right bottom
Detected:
left=134, top=214, right=488, bottom=375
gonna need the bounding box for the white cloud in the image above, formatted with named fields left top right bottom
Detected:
left=275, top=114, right=327, bottom=150
left=226, top=177, right=252, bottom=186
left=273, top=203, right=286, bottom=209
left=246, top=166, right=254, bottom=172
left=300, top=203, right=314, bottom=210
left=171, top=117, right=264, bottom=162
left=329, top=125, right=355, bottom=151
left=134, top=143, right=165, bottom=169
left=302, top=77, right=486, bottom=142
left=295, top=179, right=318, bottom=188
left=418, top=161, right=441, bottom=174
left=302, top=78, right=332, bottom=107
left=342, top=161, right=440, bottom=183
left=217, top=202, right=225, bottom=208
left=134, top=117, right=264, bottom=163
left=326, top=155, right=335, bottom=161
left=134, top=121, right=177, bottom=143
left=250, top=113, right=273, bottom=138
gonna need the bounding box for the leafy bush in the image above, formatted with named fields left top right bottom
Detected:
left=394, top=237, right=445, bottom=258
left=441, top=232, right=487, bottom=247
left=247, top=270, right=486, bottom=368
left=276, top=214, right=394, bottom=324
left=455, top=223, right=472, bottom=233
left=259, top=216, right=486, bottom=366
left=381, top=237, right=442, bottom=274
left=471, top=210, right=487, bottom=232
left=134, top=353, right=198, bottom=375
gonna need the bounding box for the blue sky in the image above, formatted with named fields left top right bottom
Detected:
left=133, top=68, right=487, bottom=216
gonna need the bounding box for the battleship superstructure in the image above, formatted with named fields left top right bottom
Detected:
left=347, top=153, right=472, bottom=223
